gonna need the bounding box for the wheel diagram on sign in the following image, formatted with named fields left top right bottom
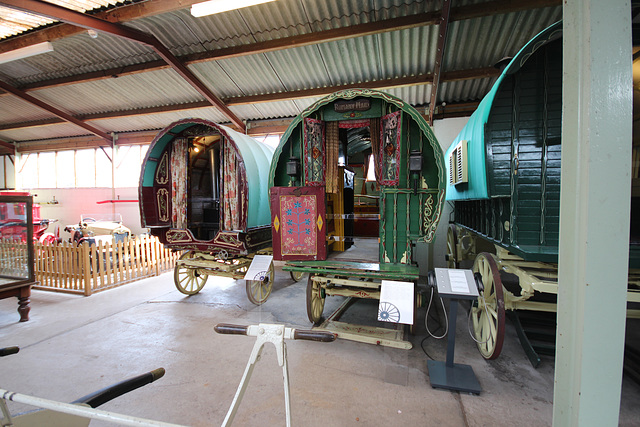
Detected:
left=378, top=302, right=400, bottom=323
left=254, top=271, right=268, bottom=282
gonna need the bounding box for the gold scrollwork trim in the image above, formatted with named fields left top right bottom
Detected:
left=157, top=188, right=169, bottom=222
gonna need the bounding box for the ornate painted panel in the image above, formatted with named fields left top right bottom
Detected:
left=270, top=186, right=327, bottom=261
left=379, top=111, right=402, bottom=186
left=303, top=118, right=325, bottom=186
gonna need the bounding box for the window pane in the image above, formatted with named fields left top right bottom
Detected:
left=38, top=152, right=56, bottom=188
left=96, top=147, right=113, bottom=188
left=5, top=156, right=15, bottom=189
left=115, top=145, right=142, bottom=188
left=74, top=149, right=95, bottom=188
left=255, top=134, right=281, bottom=149
left=57, top=151, right=75, bottom=188
left=0, top=156, right=6, bottom=189
left=140, top=145, right=148, bottom=163
left=366, top=154, right=376, bottom=181
left=17, top=154, right=36, bottom=189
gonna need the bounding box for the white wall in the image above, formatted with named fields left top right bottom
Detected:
left=29, top=187, right=144, bottom=242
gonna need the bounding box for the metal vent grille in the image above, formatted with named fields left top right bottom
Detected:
left=449, top=140, right=468, bottom=186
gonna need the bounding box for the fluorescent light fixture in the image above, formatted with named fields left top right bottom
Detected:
left=0, top=42, right=54, bottom=65
left=191, top=0, right=276, bottom=17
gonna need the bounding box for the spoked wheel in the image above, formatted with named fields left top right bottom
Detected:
left=39, top=233, right=57, bottom=245
left=446, top=224, right=459, bottom=269
left=174, top=251, right=208, bottom=295
left=290, top=270, right=305, bottom=282
left=246, top=262, right=274, bottom=305
left=471, top=252, right=506, bottom=360
left=306, top=275, right=326, bottom=325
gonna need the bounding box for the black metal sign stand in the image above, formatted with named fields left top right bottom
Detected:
left=427, top=268, right=482, bottom=394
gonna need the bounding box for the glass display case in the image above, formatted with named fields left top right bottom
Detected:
left=0, top=194, right=36, bottom=322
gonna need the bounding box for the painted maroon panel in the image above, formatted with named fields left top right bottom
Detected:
left=270, top=186, right=326, bottom=261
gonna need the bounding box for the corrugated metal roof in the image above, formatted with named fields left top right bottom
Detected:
left=0, top=0, right=128, bottom=40
left=0, top=122, right=90, bottom=142
left=0, top=31, right=157, bottom=86
left=30, top=69, right=204, bottom=115
left=0, top=94, right=53, bottom=124
left=0, top=0, right=565, bottom=146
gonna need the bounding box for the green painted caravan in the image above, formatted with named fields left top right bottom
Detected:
left=443, top=21, right=640, bottom=363
left=444, top=21, right=569, bottom=263
left=445, top=20, right=639, bottom=267
left=268, top=89, right=446, bottom=265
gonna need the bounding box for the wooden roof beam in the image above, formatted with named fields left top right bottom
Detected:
left=428, top=0, right=452, bottom=126
left=0, top=139, right=15, bottom=151
left=0, top=79, right=111, bottom=141
left=0, top=0, right=205, bottom=53
left=1, top=0, right=245, bottom=132
left=0, top=67, right=500, bottom=133
left=0, top=0, right=561, bottom=55
left=0, top=0, right=560, bottom=93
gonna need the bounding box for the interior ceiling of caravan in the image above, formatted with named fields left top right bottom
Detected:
left=0, top=0, right=627, bottom=156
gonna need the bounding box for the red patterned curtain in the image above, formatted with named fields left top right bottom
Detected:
left=170, top=138, right=187, bottom=229
left=222, top=141, right=239, bottom=230
left=379, top=111, right=402, bottom=186
left=303, top=118, right=325, bottom=186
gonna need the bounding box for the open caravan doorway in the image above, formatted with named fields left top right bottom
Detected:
left=330, top=123, right=381, bottom=262
left=183, top=130, right=245, bottom=243
left=186, top=133, right=221, bottom=242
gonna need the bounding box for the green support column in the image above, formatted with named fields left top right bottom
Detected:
left=554, top=1, right=632, bottom=426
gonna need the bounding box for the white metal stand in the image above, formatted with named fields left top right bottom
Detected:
left=222, top=324, right=294, bottom=427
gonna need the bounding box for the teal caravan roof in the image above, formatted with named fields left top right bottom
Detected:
left=140, top=118, right=275, bottom=230
left=444, top=21, right=562, bottom=201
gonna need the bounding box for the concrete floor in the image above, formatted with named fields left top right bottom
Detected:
left=1, top=243, right=640, bottom=426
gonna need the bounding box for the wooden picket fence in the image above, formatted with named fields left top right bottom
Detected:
left=0, top=240, right=30, bottom=279
left=31, top=235, right=180, bottom=295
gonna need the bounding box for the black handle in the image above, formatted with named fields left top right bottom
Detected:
left=0, top=346, right=19, bottom=357
left=72, top=368, right=165, bottom=408
left=293, top=330, right=337, bottom=342
left=214, top=323, right=249, bottom=335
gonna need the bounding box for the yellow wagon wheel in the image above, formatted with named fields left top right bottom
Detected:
left=306, top=275, right=325, bottom=325
left=446, top=224, right=459, bottom=269
left=246, top=261, right=274, bottom=305
left=471, top=252, right=506, bottom=360
left=174, top=251, right=208, bottom=295
left=290, top=270, right=305, bottom=282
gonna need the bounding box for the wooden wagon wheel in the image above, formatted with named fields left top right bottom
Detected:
left=246, top=261, right=274, bottom=305
left=289, top=270, right=305, bottom=282
left=306, top=275, right=325, bottom=325
left=471, top=252, right=506, bottom=360
left=174, top=251, right=208, bottom=295
left=446, top=224, right=459, bottom=269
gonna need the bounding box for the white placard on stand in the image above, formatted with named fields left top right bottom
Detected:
left=447, top=269, right=470, bottom=294
left=243, top=255, right=273, bottom=281
left=378, top=280, right=414, bottom=325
